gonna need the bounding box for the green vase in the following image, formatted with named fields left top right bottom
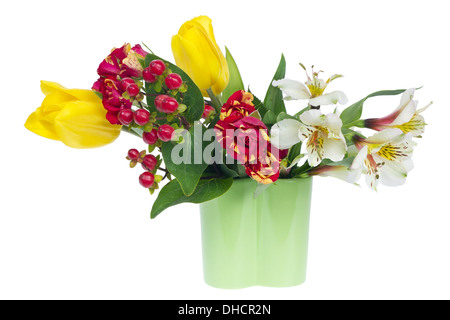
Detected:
left=199, top=177, right=313, bottom=289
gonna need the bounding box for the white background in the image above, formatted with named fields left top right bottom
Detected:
left=1, top=0, right=449, bottom=300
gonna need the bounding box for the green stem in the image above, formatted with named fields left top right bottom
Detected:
left=291, top=161, right=312, bottom=178
left=206, top=88, right=223, bottom=113
left=177, top=115, right=190, bottom=130
left=343, top=119, right=365, bottom=129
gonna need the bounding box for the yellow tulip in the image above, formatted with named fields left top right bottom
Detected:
left=25, top=81, right=121, bottom=149
left=171, top=16, right=229, bottom=97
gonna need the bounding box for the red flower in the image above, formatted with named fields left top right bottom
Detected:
left=92, top=43, right=148, bottom=124
left=214, top=90, right=281, bottom=184
left=215, top=116, right=269, bottom=164
left=245, top=144, right=281, bottom=184
left=97, top=43, right=148, bottom=78
left=279, top=148, right=289, bottom=160
left=93, top=77, right=132, bottom=124
left=131, top=44, right=148, bottom=57
left=219, top=90, right=256, bottom=123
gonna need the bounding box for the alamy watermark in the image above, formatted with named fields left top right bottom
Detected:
left=170, top=123, right=279, bottom=165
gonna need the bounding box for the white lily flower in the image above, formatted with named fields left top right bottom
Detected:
left=351, top=128, right=416, bottom=190
left=365, top=88, right=432, bottom=137
left=271, top=109, right=347, bottom=167
left=272, top=66, right=348, bottom=106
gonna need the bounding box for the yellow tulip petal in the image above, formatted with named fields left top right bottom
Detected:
left=172, top=16, right=229, bottom=96
left=54, top=101, right=121, bottom=149
left=186, top=16, right=216, bottom=43
left=40, top=80, right=67, bottom=95
left=211, top=46, right=229, bottom=95
left=62, top=89, right=101, bottom=103
left=41, top=80, right=100, bottom=103
left=171, top=35, right=214, bottom=91
left=24, top=109, right=60, bottom=140
left=172, top=31, right=221, bottom=94
left=40, top=91, right=75, bottom=108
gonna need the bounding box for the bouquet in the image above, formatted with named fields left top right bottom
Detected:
left=25, top=15, right=430, bottom=218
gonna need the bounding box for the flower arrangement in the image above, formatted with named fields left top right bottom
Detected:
left=25, top=15, right=430, bottom=218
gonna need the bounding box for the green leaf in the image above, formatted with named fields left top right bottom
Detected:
left=263, top=54, right=286, bottom=115
left=249, top=110, right=262, bottom=120
left=248, top=91, right=268, bottom=118
left=93, top=91, right=103, bottom=100
left=151, top=178, right=234, bottom=218
left=288, top=142, right=302, bottom=164
left=218, top=163, right=239, bottom=178
left=262, top=110, right=278, bottom=126
left=321, top=157, right=356, bottom=167
left=222, top=47, right=245, bottom=101
left=216, top=148, right=247, bottom=178
left=276, top=111, right=297, bottom=122
left=144, top=54, right=204, bottom=122
left=202, top=164, right=220, bottom=177
left=161, top=125, right=210, bottom=196
left=137, top=57, right=145, bottom=69
left=291, top=160, right=312, bottom=178
left=234, top=163, right=248, bottom=178
left=340, top=89, right=407, bottom=126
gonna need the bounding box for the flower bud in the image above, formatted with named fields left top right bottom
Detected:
left=171, top=16, right=229, bottom=96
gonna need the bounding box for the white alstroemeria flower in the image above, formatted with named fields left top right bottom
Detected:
left=365, top=88, right=432, bottom=137
left=351, top=128, right=416, bottom=190
left=272, top=66, right=348, bottom=106
left=306, top=147, right=367, bottom=184
left=271, top=109, right=347, bottom=167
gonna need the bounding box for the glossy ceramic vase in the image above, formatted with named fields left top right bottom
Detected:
left=199, top=177, right=313, bottom=289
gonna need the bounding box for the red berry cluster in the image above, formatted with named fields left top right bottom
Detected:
left=138, top=59, right=189, bottom=146
left=93, top=46, right=191, bottom=193
left=126, top=148, right=165, bottom=192
left=120, top=57, right=191, bottom=191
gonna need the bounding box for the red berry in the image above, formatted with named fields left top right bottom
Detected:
left=143, top=129, right=158, bottom=145
left=127, top=84, right=140, bottom=97
left=133, top=109, right=150, bottom=126
left=121, top=77, right=135, bottom=91
left=165, top=73, right=183, bottom=90
left=154, top=95, right=178, bottom=113
left=118, top=109, right=133, bottom=125
left=157, top=124, right=175, bottom=142
left=142, top=154, right=158, bottom=171
left=143, top=67, right=157, bottom=83
left=154, top=94, right=167, bottom=110
left=139, top=172, right=155, bottom=188
left=149, top=60, right=166, bottom=76
left=202, top=105, right=215, bottom=119
left=162, top=97, right=179, bottom=113
left=127, top=148, right=140, bottom=160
